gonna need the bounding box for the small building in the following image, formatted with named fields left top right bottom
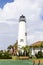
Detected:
left=30, top=41, right=43, bottom=56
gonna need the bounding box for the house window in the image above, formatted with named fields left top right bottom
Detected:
left=25, top=32, right=27, bottom=36
left=20, top=39, right=24, bottom=42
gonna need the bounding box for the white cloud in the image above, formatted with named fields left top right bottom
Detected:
left=0, top=0, right=43, bottom=49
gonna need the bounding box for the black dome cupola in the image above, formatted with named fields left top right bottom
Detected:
left=19, top=15, right=26, bottom=23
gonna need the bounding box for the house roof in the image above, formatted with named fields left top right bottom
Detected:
left=30, top=41, right=43, bottom=47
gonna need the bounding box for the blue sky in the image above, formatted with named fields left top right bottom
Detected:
left=0, top=0, right=43, bottom=50
left=0, top=0, right=14, bottom=8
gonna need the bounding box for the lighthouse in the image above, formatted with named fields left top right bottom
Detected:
left=18, top=15, right=27, bottom=49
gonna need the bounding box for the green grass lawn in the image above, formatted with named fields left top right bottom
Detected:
left=0, top=60, right=43, bottom=65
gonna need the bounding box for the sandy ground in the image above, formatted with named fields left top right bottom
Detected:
left=33, top=59, right=43, bottom=63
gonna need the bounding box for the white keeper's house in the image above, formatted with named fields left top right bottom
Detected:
left=30, top=41, right=43, bottom=56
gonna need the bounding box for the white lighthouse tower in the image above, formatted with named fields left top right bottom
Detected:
left=18, top=15, right=27, bottom=49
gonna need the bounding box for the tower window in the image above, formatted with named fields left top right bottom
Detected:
left=25, top=32, right=27, bottom=36
left=20, top=39, right=24, bottom=42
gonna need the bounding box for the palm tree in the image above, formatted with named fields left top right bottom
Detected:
left=13, top=40, right=18, bottom=50
left=7, top=45, right=13, bottom=50
left=7, top=45, right=13, bottom=55
left=22, top=45, right=30, bottom=56
left=13, top=40, right=18, bottom=55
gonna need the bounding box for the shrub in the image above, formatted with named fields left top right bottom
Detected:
left=35, top=51, right=43, bottom=58
left=0, top=52, right=12, bottom=59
